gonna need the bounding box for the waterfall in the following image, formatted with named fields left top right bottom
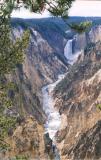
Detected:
left=64, top=39, right=73, bottom=60
left=64, top=39, right=82, bottom=64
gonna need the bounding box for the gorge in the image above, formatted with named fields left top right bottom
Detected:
left=1, top=17, right=101, bottom=160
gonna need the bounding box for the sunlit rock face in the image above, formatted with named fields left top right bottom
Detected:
left=11, top=19, right=69, bottom=121
left=72, top=33, right=87, bottom=53
left=12, top=26, right=67, bottom=90
left=54, top=41, right=101, bottom=160
left=89, top=25, right=101, bottom=43
left=68, top=120, right=101, bottom=160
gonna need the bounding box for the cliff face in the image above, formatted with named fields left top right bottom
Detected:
left=12, top=25, right=67, bottom=90
left=68, top=120, right=101, bottom=160
left=54, top=41, right=101, bottom=159
left=11, top=20, right=68, bottom=123
left=72, top=25, right=101, bottom=54
left=1, top=117, right=46, bottom=160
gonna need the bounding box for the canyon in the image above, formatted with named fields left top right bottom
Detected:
left=1, top=17, right=101, bottom=159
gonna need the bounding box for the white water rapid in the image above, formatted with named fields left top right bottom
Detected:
left=42, top=75, right=64, bottom=141
left=42, top=75, right=65, bottom=160
left=64, top=39, right=82, bottom=64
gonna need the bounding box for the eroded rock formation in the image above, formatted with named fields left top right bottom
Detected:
left=54, top=41, right=101, bottom=160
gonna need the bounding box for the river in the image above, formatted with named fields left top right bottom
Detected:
left=42, top=75, right=65, bottom=160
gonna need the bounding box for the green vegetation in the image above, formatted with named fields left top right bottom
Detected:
left=67, top=21, right=92, bottom=33
left=16, top=0, right=74, bottom=18
left=0, top=0, right=30, bottom=152
left=1, top=0, right=92, bottom=32
left=96, top=104, right=101, bottom=111
left=10, top=155, right=29, bottom=160
left=0, top=30, right=29, bottom=150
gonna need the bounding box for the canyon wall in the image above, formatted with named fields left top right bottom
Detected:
left=11, top=18, right=101, bottom=159
left=54, top=41, right=101, bottom=160
left=2, top=17, right=101, bottom=159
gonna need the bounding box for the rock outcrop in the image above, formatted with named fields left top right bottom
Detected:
left=10, top=18, right=69, bottom=122
left=54, top=41, right=101, bottom=159
left=68, top=120, right=101, bottom=160
left=72, top=25, right=101, bottom=53
left=1, top=117, right=46, bottom=160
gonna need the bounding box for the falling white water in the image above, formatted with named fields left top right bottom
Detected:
left=64, top=39, right=82, bottom=64
left=42, top=75, right=65, bottom=141
left=64, top=39, right=73, bottom=60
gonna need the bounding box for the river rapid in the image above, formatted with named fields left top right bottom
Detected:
left=42, top=75, right=65, bottom=160
left=42, top=75, right=65, bottom=141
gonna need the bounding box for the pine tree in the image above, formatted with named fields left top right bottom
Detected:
left=0, top=0, right=30, bottom=151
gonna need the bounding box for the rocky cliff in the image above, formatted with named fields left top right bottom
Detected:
left=11, top=18, right=70, bottom=121
left=54, top=40, right=101, bottom=159
left=68, top=120, right=101, bottom=160
left=72, top=25, right=101, bottom=54
left=1, top=117, right=46, bottom=160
